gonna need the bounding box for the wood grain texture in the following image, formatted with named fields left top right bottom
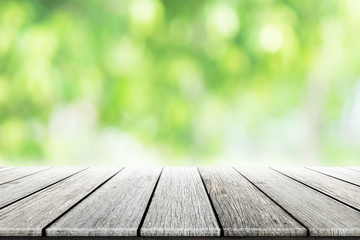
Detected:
left=0, top=167, right=49, bottom=185
left=141, top=167, right=220, bottom=237
left=46, top=167, right=162, bottom=236
left=0, top=167, right=119, bottom=236
left=0, top=167, right=84, bottom=208
left=347, top=167, right=360, bottom=172
left=0, top=237, right=359, bottom=240
left=236, top=167, right=360, bottom=237
left=0, top=167, right=14, bottom=172
left=2, top=237, right=360, bottom=240
left=274, top=167, right=360, bottom=210
left=199, top=167, right=307, bottom=237
left=307, top=167, right=360, bottom=186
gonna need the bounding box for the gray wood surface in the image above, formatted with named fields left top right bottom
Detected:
left=0, top=167, right=84, bottom=209
left=0, top=167, right=119, bottom=236
left=199, top=167, right=307, bottom=237
left=0, top=167, right=14, bottom=172
left=0, top=167, right=359, bottom=238
left=236, top=167, right=360, bottom=237
left=46, top=167, right=162, bottom=236
left=141, top=167, right=220, bottom=237
left=0, top=237, right=359, bottom=240
left=347, top=167, right=360, bottom=172
left=1, top=237, right=360, bottom=240
left=274, top=167, right=360, bottom=210
left=0, top=167, right=49, bottom=185
left=307, top=167, right=360, bottom=186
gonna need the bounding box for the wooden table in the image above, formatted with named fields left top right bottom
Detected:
left=0, top=167, right=360, bottom=240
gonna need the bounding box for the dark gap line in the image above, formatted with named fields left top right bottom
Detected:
left=304, top=167, right=360, bottom=187
left=344, top=167, right=360, bottom=172
left=0, top=167, right=53, bottom=186
left=137, top=167, right=164, bottom=237
left=233, top=167, right=310, bottom=237
left=42, top=167, right=125, bottom=236
left=0, top=167, right=89, bottom=212
left=2, top=237, right=360, bottom=240
left=271, top=167, right=360, bottom=213
left=197, top=167, right=224, bottom=237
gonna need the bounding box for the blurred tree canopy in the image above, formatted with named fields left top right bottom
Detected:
left=0, top=0, right=360, bottom=165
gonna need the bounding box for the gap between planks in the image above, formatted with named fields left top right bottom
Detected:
left=272, top=167, right=360, bottom=213
left=197, top=168, right=224, bottom=237
left=2, top=167, right=360, bottom=237
left=42, top=168, right=125, bottom=236
left=306, top=167, right=360, bottom=187
left=44, top=168, right=162, bottom=237
left=136, top=167, right=164, bottom=237
left=1, top=237, right=360, bottom=240
left=236, top=167, right=360, bottom=236
left=140, top=167, right=221, bottom=237
left=0, top=168, right=88, bottom=211
left=232, top=167, right=310, bottom=236
left=0, top=167, right=51, bottom=186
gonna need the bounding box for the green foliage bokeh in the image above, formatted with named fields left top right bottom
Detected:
left=0, top=0, right=360, bottom=165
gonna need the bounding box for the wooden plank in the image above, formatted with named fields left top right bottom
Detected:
left=46, top=167, right=162, bottom=236
left=308, top=167, right=360, bottom=186
left=0, top=237, right=359, bottom=240
left=0, top=167, right=14, bottom=172
left=0, top=167, right=85, bottom=208
left=347, top=167, right=360, bottom=172
left=0, top=167, right=120, bottom=236
left=236, top=167, right=360, bottom=237
left=199, top=167, right=307, bottom=237
left=141, top=167, right=220, bottom=237
left=0, top=237, right=358, bottom=240
left=274, top=167, right=360, bottom=210
left=0, top=167, right=49, bottom=185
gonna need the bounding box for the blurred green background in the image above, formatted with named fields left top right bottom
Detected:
left=0, top=0, right=360, bottom=166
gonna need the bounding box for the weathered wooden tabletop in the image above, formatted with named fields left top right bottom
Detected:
left=0, top=167, right=359, bottom=239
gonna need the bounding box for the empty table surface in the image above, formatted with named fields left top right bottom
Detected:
left=0, top=166, right=359, bottom=239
